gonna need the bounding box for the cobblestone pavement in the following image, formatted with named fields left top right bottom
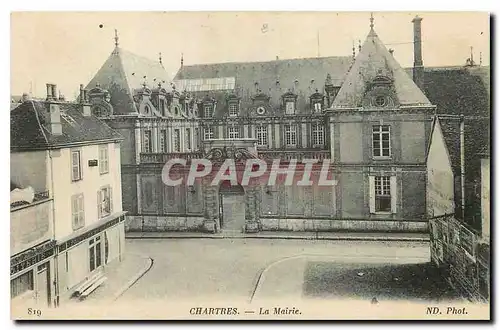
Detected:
left=120, top=238, right=433, bottom=303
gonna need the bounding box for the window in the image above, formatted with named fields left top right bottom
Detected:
left=194, top=128, right=199, bottom=149
left=228, top=126, right=240, bottom=139
left=285, top=101, right=295, bottom=115
left=99, top=145, right=109, bottom=174
left=11, top=271, right=34, bottom=298
left=284, top=124, right=297, bottom=147
left=186, top=128, right=192, bottom=150
left=312, top=122, right=324, bottom=146
left=160, top=99, right=166, bottom=116
left=89, top=236, right=102, bottom=272
left=71, top=150, right=82, bottom=181
left=375, top=96, right=387, bottom=107
left=159, top=129, right=167, bottom=152
left=97, top=186, right=112, bottom=219
left=256, top=125, right=268, bottom=147
left=314, top=102, right=322, bottom=112
left=204, top=126, right=214, bottom=140
left=204, top=104, right=214, bottom=118
left=71, top=193, right=85, bottom=230
left=369, top=175, right=396, bottom=214
left=173, top=129, right=181, bottom=152
left=229, top=103, right=238, bottom=116
left=374, top=176, right=391, bottom=212
left=143, top=130, right=152, bottom=153
left=372, top=125, right=391, bottom=157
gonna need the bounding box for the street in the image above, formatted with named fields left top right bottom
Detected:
left=119, top=238, right=459, bottom=303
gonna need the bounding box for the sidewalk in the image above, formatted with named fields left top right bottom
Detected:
left=126, top=231, right=429, bottom=242
left=66, top=253, right=153, bottom=306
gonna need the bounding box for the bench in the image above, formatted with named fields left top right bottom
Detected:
left=79, top=275, right=107, bottom=300
left=72, top=272, right=107, bottom=300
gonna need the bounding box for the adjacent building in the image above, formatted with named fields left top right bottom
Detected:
left=10, top=88, right=125, bottom=307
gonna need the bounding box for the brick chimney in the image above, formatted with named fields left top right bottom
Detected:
left=412, top=16, right=425, bottom=91
left=79, top=84, right=92, bottom=116
left=45, top=83, right=62, bottom=135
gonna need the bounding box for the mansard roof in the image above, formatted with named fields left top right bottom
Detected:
left=332, top=28, right=432, bottom=108
left=173, top=56, right=352, bottom=117
left=86, top=47, right=172, bottom=114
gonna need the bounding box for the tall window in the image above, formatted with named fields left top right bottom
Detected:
left=312, top=122, right=324, bottom=146
left=97, top=186, right=112, bottom=219
left=99, top=145, right=109, bottom=174
left=228, top=126, right=240, bottom=139
left=229, top=103, right=238, bottom=116
left=314, top=102, right=322, bottom=112
left=11, top=271, right=34, bottom=298
left=284, top=124, right=297, bottom=147
left=372, top=125, right=391, bottom=157
left=186, top=128, right=192, bottom=150
left=71, top=150, right=82, bottom=181
left=143, top=130, right=152, bottom=153
left=173, top=129, right=181, bottom=152
left=285, top=101, right=295, bottom=115
left=71, top=193, right=85, bottom=230
left=160, top=99, right=166, bottom=116
left=159, top=129, right=167, bottom=152
left=194, top=128, right=199, bottom=149
left=89, top=236, right=102, bottom=272
left=374, top=176, right=391, bottom=212
left=256, top=125, right=268, bottom=147
left=204, top=126, right=214, bottom=140
left=204, top=104, right=214, bottom=118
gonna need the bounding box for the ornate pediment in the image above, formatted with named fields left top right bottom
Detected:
left=205, top=146, right=257, bottom=163
left=361, top=73, right=399, bottom=108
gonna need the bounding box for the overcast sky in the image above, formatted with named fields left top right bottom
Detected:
left=11, top=12, right=489, bottom=99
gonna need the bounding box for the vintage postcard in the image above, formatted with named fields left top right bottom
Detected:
left=10, top=11, right=490, bottom=320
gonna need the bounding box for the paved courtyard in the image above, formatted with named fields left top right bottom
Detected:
left=118, top=238, right=459, bottom=304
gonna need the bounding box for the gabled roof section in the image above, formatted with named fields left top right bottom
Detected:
left=333, top=28, right=432, bottom=108
left=86, top=47, right=171, bottom=114
left=11, top=100, right=123, bottom=151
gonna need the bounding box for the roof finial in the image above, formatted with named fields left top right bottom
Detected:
left=159, top=52, right=162, bottom=65
left=181, top=53, right=184, bottom=67
left=114, top=29, right=119, bottom=47
left=370, top=12, right=374, bottom=30
left=352, top=40, right=356, bottom=58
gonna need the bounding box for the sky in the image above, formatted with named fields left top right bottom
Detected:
left=10, top=11, right=490, bottom=100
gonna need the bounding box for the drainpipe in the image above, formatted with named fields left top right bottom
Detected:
left=460, top=115, right=465, bottom=220
left=49, top=150, right=59, bottom=307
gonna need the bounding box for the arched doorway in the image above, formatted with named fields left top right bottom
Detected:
left=218, top=180, right=246, bottom=231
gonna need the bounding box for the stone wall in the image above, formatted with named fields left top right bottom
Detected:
left=125, top=215, right=205, bottom=232
left=260, top=218, right=428, bottom=233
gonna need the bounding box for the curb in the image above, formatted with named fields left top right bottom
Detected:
left=112, top=257, right=154, bottom=301
left=125, top=234, right=429, bottom=242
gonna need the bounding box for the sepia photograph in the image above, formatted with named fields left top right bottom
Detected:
left=9, top=11, right=491, bottom=320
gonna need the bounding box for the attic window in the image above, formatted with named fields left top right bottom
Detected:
left=285, top=101, right=295, bottom=115
left=144, top=105, right=151, bottom=115
left=228, top=103, right=239, bottom=117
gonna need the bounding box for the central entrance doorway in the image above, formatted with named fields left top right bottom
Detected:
left=218, top=180, right=246, bottom=231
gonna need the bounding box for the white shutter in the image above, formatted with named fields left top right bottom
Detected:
left=369, top=176, right=375, bottom=214
left=97, top=191, right=102, bottom=219
left=109, top=187, right=113, bottom=213
left=390, top=175, right=397, bottom=214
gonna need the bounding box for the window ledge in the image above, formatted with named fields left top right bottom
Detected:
left=372, top=211, right=393, bottom=215
left=372, top=156, right=392, bottom=161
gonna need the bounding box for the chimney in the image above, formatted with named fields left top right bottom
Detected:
left=46, top=83, right=54, bottom=100
left=21, top=93, right=30, bottom=102
left=412, top=16, right=425, bottom=91
left=79, top=83, right=92, bottom=116
left=51, top=84, right=58, bottom=100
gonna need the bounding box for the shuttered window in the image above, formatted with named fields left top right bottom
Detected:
left=369, top=175, right=397, bottom=214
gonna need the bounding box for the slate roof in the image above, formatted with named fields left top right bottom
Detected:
left=86, top=47, right=171, bottom=115
left=333, top=28, right=431, bottom=108
left=173, top=56, right=353, bottom=117
left=11, top=100, right=123, bottom=151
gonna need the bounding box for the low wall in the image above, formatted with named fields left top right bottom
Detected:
left=260, top=218, right=428, bottom=233
left=125, top=215, right=205, bottom=232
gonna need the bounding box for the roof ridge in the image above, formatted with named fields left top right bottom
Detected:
left=178, top=55, right=352, bottom=69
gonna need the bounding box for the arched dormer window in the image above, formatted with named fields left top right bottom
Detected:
left=310, top=89, right=324, bottom=113
left=282, top=90, right=298, bottom=115
left=202, top=95, right=216, bottom=118
left=226, top=92, right=240, bottom=117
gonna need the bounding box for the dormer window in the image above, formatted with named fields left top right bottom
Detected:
left=285, top=101, right=295, bottom=115
left=144, top=105, right=151, bottom=115
left=159, top=99, right=166, bottom=116
left=314, top=102, right=322, bottom=112
left=204, top=104, right=214, bottom=117
left=228, top=103, right=239, bottom=117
